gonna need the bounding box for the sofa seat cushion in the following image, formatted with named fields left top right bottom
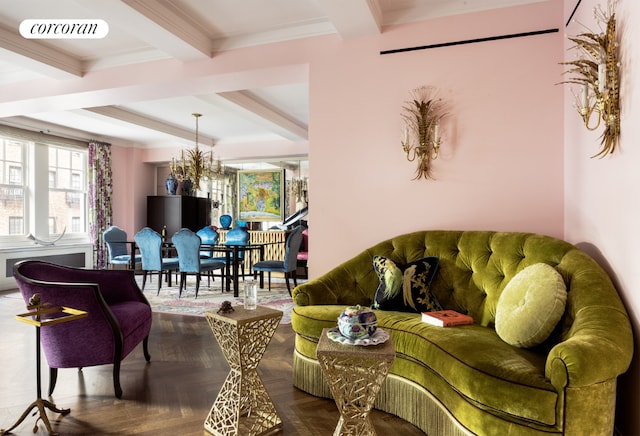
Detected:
left=292, top=305, right=558, bottom=426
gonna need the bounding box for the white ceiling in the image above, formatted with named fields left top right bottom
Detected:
left=0, top=0, right=547, bottom=151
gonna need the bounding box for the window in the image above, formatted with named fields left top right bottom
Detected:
left=49, top=146, right=87, bottom=235
left=0, top=130, right=88, bottom=239
left=9, top=216, right=23, bottom=235
left=0, top=139, right=25, bottom=236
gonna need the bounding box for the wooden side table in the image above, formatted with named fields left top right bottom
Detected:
left=316, top=328, right=395, bottom=436
left=204, top=305, right=283, bottom=436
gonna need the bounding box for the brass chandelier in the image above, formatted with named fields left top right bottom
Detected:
left=170, top=113, right=222, bottom=192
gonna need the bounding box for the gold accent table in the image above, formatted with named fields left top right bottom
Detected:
left=1, top=294, right=88, bottom=436
left=316, top=328, right=395, bottom=436
left=204, top=306, right=283, bottom=436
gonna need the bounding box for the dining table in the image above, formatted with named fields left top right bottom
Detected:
left=128, top=240, right=272, bottom=297
left=201, top=243, right=271, bottom=297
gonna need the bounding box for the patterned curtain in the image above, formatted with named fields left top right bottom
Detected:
left=88, top=141, right=113, bottom=268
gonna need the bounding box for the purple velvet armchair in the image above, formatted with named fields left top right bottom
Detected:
left=13, top=260, right=152, bottom=398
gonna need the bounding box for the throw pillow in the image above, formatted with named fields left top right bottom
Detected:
left=495, top=263, right=567, bottom=348
left=372, top=256, right=442, bottom=313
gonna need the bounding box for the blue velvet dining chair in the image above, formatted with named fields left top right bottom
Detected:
left=196, top=225, right=219, bottom=259
left=134, top=227, right=179, bottom=295
left=252, top=225, right=304, bottom=295
left=103, top=225, right=141, bottom=269
left=212, top=225, right=250, bottom=277
left=172, top=228, right=226, bottom=298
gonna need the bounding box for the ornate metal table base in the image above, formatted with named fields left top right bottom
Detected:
left=0, top=399, right=69, bottom=436
left=1, top=295, right=87, bottom=436
left=316, top=328, right=395, bottom=436
left=205, top=306, right=283, bottom=436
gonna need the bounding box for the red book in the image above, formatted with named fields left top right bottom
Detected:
left=421, top=310, right=473, bottom=327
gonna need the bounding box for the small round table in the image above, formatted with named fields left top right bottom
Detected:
left=316, top=328, right=395, bottom=436
left=204, top=305, right=283, bottom=436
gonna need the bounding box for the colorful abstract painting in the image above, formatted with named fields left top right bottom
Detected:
left=237, top=169, right=284, bottom=222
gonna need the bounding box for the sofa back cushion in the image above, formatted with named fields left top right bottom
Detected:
left=327, top=231, right=575, bottom=327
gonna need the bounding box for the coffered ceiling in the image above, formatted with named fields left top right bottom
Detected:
left=0, top=0, right=547, bottom=150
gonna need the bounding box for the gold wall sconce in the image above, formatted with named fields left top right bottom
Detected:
left=562, top=1, right=620, bottom=158
left=401, top=86, right=446, bottom=180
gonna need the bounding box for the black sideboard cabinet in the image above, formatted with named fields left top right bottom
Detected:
left=147, top=196, right=212, bottom=241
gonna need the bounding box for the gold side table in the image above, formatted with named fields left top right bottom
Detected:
left=204, top=305, right=283, bottom=436
left=1, top=294, right=87, bottom=436
left=316, top=328, right=395, bottom=436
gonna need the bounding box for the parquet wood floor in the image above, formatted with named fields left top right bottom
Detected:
left=0, top=291, right=424, bottom=435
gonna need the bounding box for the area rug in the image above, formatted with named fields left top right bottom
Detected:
left=137, top=276, right=298, bottom=324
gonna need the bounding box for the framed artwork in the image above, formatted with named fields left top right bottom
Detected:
left=237, top=169, right=284, bottom=222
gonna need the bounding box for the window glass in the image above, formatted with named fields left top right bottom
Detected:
left=48, top=146, right=87, bottom=235
left=0, top=139, right=25, bottom=236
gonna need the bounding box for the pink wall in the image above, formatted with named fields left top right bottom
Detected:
left=310, top=2, right=564, bottom=275
left=563, top=0, right=640, bottom=433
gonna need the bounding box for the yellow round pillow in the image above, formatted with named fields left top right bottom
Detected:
left=495, top=263, right=567, bottom=348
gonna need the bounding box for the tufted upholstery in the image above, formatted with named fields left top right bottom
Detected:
left=291, top=230, right=633, bottom=436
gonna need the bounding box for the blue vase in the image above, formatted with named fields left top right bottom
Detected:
left=181, top=179, right=193, bottom=196
left=165, top=173, right=178, bottom=195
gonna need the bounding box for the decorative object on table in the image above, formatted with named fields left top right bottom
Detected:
left=219, top=214, right=232, bottom=229
left=217, top=300, right=234, bottom=314
left=327, top=327, right=390, bottom=346
left=165, top=172, right=178, bottom=195
left=337, top=305, right=378, bottom=340
left=237, top=169, right=284, bottom=222
left=26, top=227, right=66, bottom=246
left=204, top=306, right=283, bottom=436
left=0, top=293, right=88, bottom=436
left=244, top=279, right=257, bottom=310
left=421, top=309, right=474, bottom=327
left=169, top=113, right=223, bottom=194
left=561, top=0, right=620, bottom=157
left=401, top=85, right=447, bottom=180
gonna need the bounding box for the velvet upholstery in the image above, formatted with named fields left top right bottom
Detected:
left=211, top=225, right=250, bottom=276
left=253, top=225, right=304, bottom=294
left=291, top=230, right=633, bottom=435
left=13, top=260, right=152, bottom=398
left=172, top=228, right=226, bottom=298
left=196, top=225, right=219, bottom=258
left=103, top=225, right=141, bottom=268
left=134, top=226, right=179, bottom=294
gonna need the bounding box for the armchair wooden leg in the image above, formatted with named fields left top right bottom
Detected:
left=143, top=336, right=151, bottom=362
left=48, top=367, right=58, bottom=396
left=113, top=361, right=123, bottom=399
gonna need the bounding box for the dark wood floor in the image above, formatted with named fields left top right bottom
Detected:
left=0, top=290, right=424, bottom=435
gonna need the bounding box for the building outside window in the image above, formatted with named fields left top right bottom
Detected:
left=0, top=130, right=88, bottom=240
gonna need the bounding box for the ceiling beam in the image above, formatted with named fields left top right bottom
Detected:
left=315, top=0, right=382, bottom=38
left=74, top=0, right=211, bottom=61
left=215, top=91, right=308, bottom=141
left=85, top=105, right=217, bottom=143
left=0, top=23, right=83, bottom=78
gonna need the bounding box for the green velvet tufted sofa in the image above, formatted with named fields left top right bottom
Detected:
left=291, top=230, right=633, bottom=435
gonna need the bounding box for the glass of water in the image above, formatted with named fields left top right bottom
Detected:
left=244, top=280, right=257, bottom=310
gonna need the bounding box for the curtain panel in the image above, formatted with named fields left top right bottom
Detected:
left=88, top=141, right=113, bottom=268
